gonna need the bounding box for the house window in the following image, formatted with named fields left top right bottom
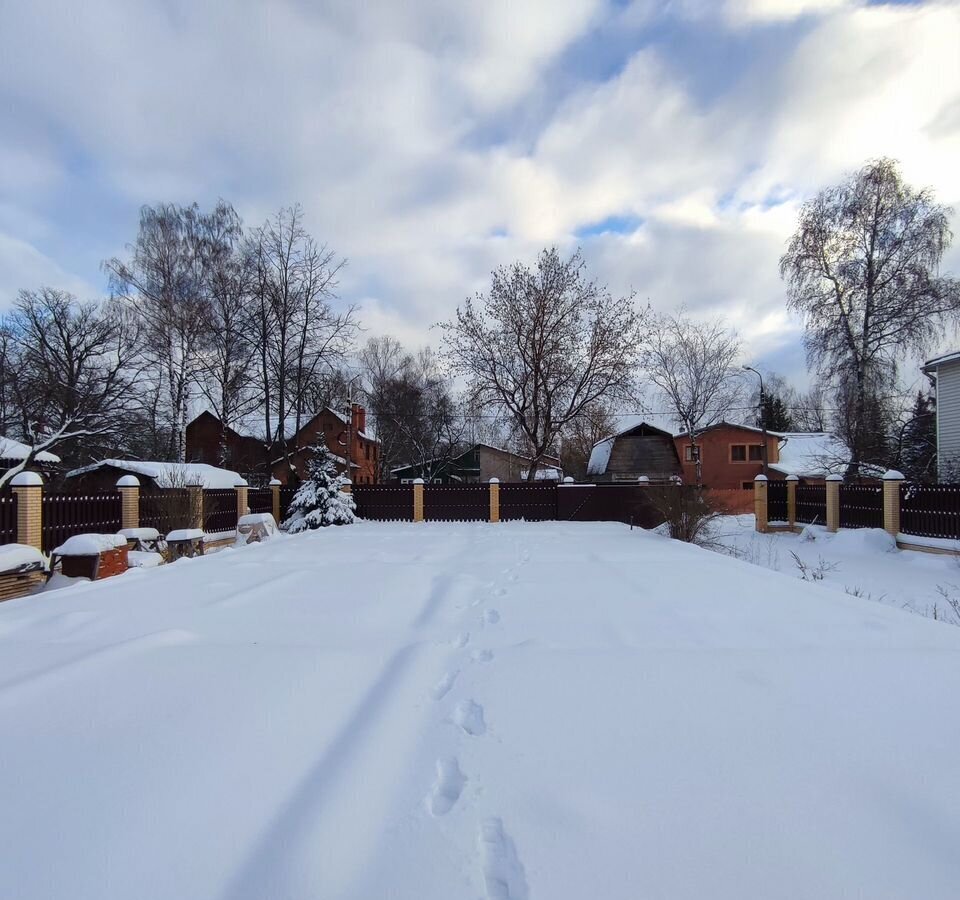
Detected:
left=684, top=445, right=700, bottom=462
left=748, top=445, right=764, bottom=462
left=365, top=443, right=371, bottom=460
left=731, top=444, right=746, bottom=461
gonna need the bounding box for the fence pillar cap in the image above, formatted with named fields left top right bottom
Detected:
left=269, top=478, right=282, bottom=486
left=11, top=471, right=42, bottom=487
left=754, top=474, right=768, bottom=482
left=413, top=478, right=425, bottom=484
left=489, top=477, right=500, bottom=484
left=636, top=476, right=649, bottom=484
left=234, top=478, right=249, bottom=487
left=882, top=469, right=905, bottom=481
left=117, top=474, right=140, bottom=487
left=785, top=474, right=799, bottom=482
left=825, top=474, right=843, bottom=482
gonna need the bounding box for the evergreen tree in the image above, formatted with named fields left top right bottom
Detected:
left=282, top=444, right=356, bottom=531
left=899, top=391, right=937, bottom=483
left=757, top=393, right=794, bottom=432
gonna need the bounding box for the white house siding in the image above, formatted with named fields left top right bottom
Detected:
left=935, top=359, right=960, bottom=479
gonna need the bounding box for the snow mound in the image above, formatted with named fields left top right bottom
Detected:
left=128, top=551, right=164, bottom=568
left=54, top=533, right=127, bottom=556
left=827, top=528, right=897, bottom=555
left=0, top=543, right=46, bottom=573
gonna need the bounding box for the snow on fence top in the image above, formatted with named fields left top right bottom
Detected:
left=66, top=460, right=242, bottom=489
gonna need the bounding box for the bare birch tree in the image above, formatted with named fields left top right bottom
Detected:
left=642, top=310, right=743, bottom=484
left=442, top=248, right=646, bottom=480
left=781, top=158, right=960, bottom=475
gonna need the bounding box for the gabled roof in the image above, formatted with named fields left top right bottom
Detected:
left=66, top=459, right=242, bottom=488
left=674, top=420, right=785, bottom=439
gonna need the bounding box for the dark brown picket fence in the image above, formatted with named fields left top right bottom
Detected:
left=422, top=485, right=489, bottom=521
left=839, top=484, right=883, bottom=529
left=499, top=484, right=557, bottom=521
left=247, top=488, right=274, bottom=514
left=0, top=493, right=17, bottom=545
left=766, top=481, right=788, bottom=522
left=140, top=489, right=192, bottom=535
left=795, top=484, right=826, bottom=525
left=203, top=489, right=238, bottom=534
left=352, top=485, right=414, bottom=521
left=900, top=484, right=960, bottom=539
left=41, top=492, right=122, bottom=553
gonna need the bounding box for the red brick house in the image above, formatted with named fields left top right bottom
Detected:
left=673, top=422, right=781, bottom=489
left=186, top=405, right=379, bottom=486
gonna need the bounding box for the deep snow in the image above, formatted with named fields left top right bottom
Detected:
left=711, top=514, right=960, bottom=626
left=1, top=521, right=959, bottom=899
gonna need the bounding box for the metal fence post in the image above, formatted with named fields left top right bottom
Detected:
left=117, top=475, right=140, bottom=530
left=882, top=469, right=904, bottom=539
left=786, top=474, right=798, bottom=528
left=489, top=477, right=500, bottom=523
left=413, top=478, right=424, bottom=522
left=270, top=478, right=281, bottom=522
left=235, top=479, right=249, bottom=521
left=11, top=471, right=43, bottom=550
left=825, top=474, right=842, bottom=533
left=753, top=474, right=768, bottom=533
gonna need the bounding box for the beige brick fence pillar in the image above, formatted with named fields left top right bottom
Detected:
left=825, top=474, right=842, bottom=533
left=269, top=478, right=281, bottom=523
left=187, top=484, right=204, bottom=530
left=753, top=474, right=768, bottom=533
left=786, top=474, right=798, bottom=529
left=117, top=475, right=140, bottom=530
left=235, top=479, right=249, bottom=520
left=413, top=478, right=424, bottom=523
left=340, top=479, right=352, bottom=495
left=882, top=469, right=904, bottom=539
left=11, top=471, right=43, bottom=550
left=637, top=476, right=650, bottom=487
left=489, top=477, right=500, bottom=523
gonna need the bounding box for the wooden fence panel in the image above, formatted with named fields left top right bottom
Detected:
left=203, top=489, right=238, bottom=534
left=42, top=492, right=123, bottom=553
left=0, top=493, right=17, bottom=546
left=838, top=484, right=883, bottom=529
left=766, top=481, right=788, bottom=522
left=795, top=485, right=826, bottom=525
left=499, top=484, right=556, bottom=521
left=140, top=490, right=192, bottom=535
left=353, top=485, right=414, bottom=521
left=900, top=484, right=960, bottom=539
left=422, top=485, right=489, bottom=521
left=278, top=486, right=299, bottom=523
left=247, top=488, right=274, bottom=515
left=556, top=484, right=663, bottom=528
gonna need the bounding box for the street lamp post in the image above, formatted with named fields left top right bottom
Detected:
left=742, top=365, right=769, bottom=477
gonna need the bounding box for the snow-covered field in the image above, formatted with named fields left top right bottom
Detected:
left=712, top=514, right=960, bottom=626
left=2, top=521, right=959, bottom=899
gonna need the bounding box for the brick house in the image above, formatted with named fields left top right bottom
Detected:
left=673, top=422, right=781, bottom=489
left=186, top=405, right=379, bottom=486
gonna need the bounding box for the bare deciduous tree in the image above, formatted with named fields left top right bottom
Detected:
left=642, top=310, right=742, bottom=484
left=442, top=248, right=646, bottom=480
left=781, top=158, right=960, bottom=474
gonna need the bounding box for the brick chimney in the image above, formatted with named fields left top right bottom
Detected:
left=352, top=404, right=366, bottom=435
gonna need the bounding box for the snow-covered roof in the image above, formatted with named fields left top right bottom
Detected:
left=769, top=433, right=852, bottom=479
left=66, top=460, right=242, bottom=489
left=674, top=421, right=785, bottom=439
left=224, top=407, right=353, bottom=442
left=0, top=436, right=60, bottom=464
left=587, top=436, right=615, bottom=476
left=922, top=350, right=960, bottom=372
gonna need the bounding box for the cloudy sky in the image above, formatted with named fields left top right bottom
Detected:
left=2, top=0, right=959, bottom=389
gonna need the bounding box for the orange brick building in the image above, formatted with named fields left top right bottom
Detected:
left=673, top=422, right=781, bottom=489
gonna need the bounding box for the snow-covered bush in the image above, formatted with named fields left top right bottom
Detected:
left=645, top=484, right=719, bottom=546
left=282, top=445, right=356, bottom=532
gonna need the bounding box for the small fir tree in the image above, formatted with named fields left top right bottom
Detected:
left=282, top=444, right=356, bottom=531
left=899, top=391, right=937, bottom=483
